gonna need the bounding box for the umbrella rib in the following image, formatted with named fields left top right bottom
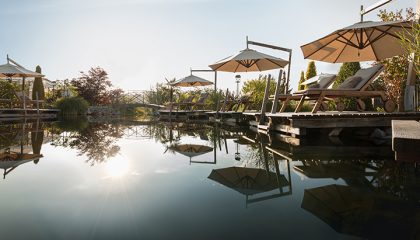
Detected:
left=333, top=31, right=355, bottom=63
left=371, top=26, right=400, bottom=40
left=363, top=27, right=395, bottom=48
left=211, top=60, right=231, bottom=71
left=354, top=30, right=361, bottom=48
left=363, top=28, right=376, bottom=46
left=336, top=32, right=359, bottom=49
left=233, top=62, right=241, bottom=73
left=303, top=30, right=350, bottom=59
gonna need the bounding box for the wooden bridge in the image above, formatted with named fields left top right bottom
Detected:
left=114, top=90, right=164, bottom=109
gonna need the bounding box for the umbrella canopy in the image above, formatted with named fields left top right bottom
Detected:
left=208, top=166, right=288, bottom=196
left=209, top=48, right=289, bottom=72
left=301, top=184, right=419, bottom=239
left=169, top=144, right=213, bottom=158
left=171, top=74, right=213, bottom=87
left=301, top=20, right=414, bottom=63
left=0, top=63, right=43, bottom=78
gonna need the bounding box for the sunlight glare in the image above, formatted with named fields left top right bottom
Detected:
left=105, top=156, right=130, bottom=178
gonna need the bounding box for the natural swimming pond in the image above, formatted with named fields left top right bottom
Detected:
left=0, top=119, right=419, bottom=240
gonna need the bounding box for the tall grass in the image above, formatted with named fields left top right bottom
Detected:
left=55, top=96, right=89, bottom=116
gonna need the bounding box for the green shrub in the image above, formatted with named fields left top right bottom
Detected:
left=55, top=96, right=89, bottom=116
left=0, top=81, right=19, bottom=108
left=297, top=71, right=305, bottom=91
left=305, top=61, right=317, bottom=80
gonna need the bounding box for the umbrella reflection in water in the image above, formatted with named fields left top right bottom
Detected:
left=0, top=152, right=43, bottom=179
left=168, top=144, right=214, bottom=164
left=302, top=184, right=420, bottom=239
left=208, top=160, right=291, bottom=207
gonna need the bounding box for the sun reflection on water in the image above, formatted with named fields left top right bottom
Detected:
left=105, top=156, right=129, bottom=178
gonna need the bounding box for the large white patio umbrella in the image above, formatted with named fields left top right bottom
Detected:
left=170, top=74, right=213, bottom=87
left=301, top=20, right=414, bottom=63
left=0, top=61, right=43, bottom=89
left=209, top=48, right=289, bottom=72
left=0, top=153, right=43, bottom=179
left=0, top=57, right=44, bottom=111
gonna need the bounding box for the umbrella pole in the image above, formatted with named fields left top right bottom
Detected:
left=286, top=51, right=292, bottom=93
left=247, top=39, right=292, bottom=93
left=22, top=77, right=26, bottom=116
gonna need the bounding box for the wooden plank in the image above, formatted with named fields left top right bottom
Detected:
left=259, top=75, right=271, bottom=125
left=273, top=124, right=305, bottom=136
left=271, top=69, right=283, bottom=114
left=392, top=120, right=420, bottom=162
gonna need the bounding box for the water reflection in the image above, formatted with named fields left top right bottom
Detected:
left=51, top=119, right=123, bottom=165
left=0, top=121, right=45, bottom=179
left=0, top=118, right=419, bottom=239
left=302, top=184, right=419, bottom=239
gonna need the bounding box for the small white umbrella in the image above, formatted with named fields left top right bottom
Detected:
left=209, top=48, right=289, bottom=72
left=170, top=74, right=213, bottom=87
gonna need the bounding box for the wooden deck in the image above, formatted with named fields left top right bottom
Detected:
left=392, top=120, right=420, bottom=162
left=255, top=111, right=420, bottom=136
left=158, top=109, right=210, bottom=121
left=0, top=108, right=59, bottom=121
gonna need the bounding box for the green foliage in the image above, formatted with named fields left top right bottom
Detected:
left=298, top=71, right=305, bottom=91
left=32, top=65, right=45, bottom=102
left=305, top=61, right=317, bottom=80
left=333, top=62, right=361, bottom=110
left=0, top=81, right=19, bottom=108
left=334, top=62, right=361, bottom=87
left=377, top=8, right=416, bottom=111
left=399, top=21, right=420, bottom=76
left=55, top=96, right=89, bottom=116
left=242, top=75, right=277, bottom=109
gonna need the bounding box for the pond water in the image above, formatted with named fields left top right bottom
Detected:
left=0, top=119, right=419, bottom=240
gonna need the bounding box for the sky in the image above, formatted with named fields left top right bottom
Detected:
left=0, top=0, right=417, bottom=92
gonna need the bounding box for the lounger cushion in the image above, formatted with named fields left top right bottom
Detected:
left=337, top=76, right=362, bottom=89
left=353, top=64, right=383, bottom=89
left=318, top=74, right=336, bottom=89
left=308, top=83, right=321, bottom=89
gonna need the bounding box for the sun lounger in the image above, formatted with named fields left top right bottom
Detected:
left=15, top=91, right=44, bottom=109
left=164, top=95, right=195, bottom=111
left=183, top=93, right=209, bottom=110
left=234, top=92, right=254, bottom=112
left=293, top=64, right=394, bottom=113
left=270, top=73, right=337, bottom=112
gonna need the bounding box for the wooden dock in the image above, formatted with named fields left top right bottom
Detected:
left=252, top=111, right=420, bottom=137
left=158, top=110, right=209, bottom=121
left=0, top=108, right=59, bottom=122
left=392, top=120, right=420, bottom=162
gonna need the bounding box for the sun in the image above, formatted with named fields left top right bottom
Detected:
left=105, top=156, right=129, bottom=178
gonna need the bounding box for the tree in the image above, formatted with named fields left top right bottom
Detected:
left=305, top=61, right=317, bottom=80
left=297, top=71, right=305, bottom=91
left=242, top=75, right=277, bottom=109
left=377, top=8, right=416, bottom=111
left=32, top=65, right=45, bottom=105
left=71, top=67, right=112, bottom=105
left=399, top=21, right=420, bottom=76
left=334, top=62, right=361, bottom=110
